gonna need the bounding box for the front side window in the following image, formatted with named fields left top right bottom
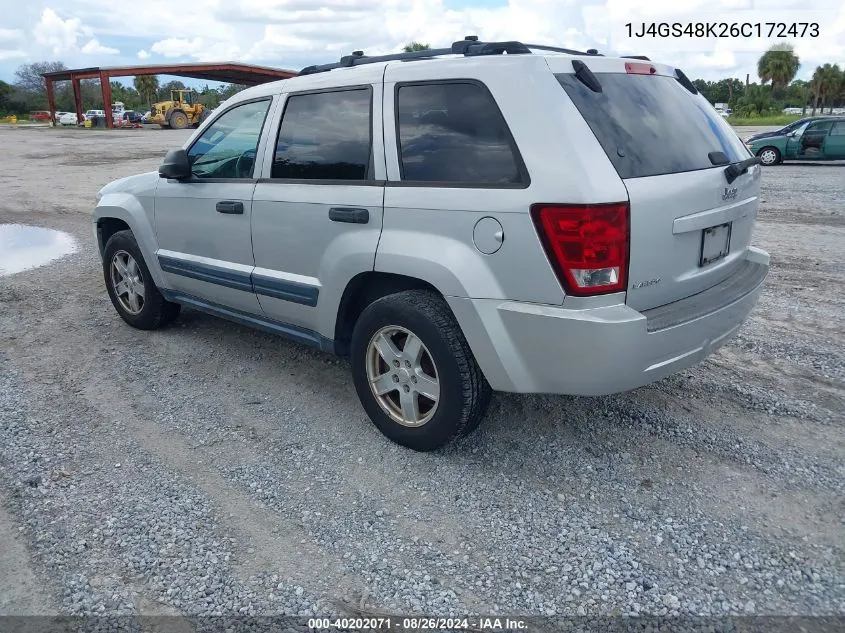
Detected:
left=396, top=82, right=525, bottom=185
left=187, top=99, right=271, bottom=179
left=272, top=88, right=372, bottom=180
left=805, top=120, right=835, bottom=134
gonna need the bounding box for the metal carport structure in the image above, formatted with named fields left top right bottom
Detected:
left=42, top=62, right=297, bottom=129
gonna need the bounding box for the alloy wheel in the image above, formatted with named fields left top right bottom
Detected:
left=760, top=149, right=778, bottom=165
left=365, top=325, right=440, bottom=427
left=110, top=250, right=145, bottom=315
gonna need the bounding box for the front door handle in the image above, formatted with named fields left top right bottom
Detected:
left=216, top=200, right=244, bottom=214
left=329, top=207, right=369, bottom=224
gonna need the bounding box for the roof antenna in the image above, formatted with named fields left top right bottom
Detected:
left=465, top=35, right=479, bottom=41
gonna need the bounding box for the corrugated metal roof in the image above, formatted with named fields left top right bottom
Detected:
left=43, top=62, right=297, bottom=85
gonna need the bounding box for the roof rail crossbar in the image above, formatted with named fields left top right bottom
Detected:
left=524, top=43, right=603, bottom=56
left=463, top=41, right=533, bottom=56
left=300, top=46, right=457, bottom=75
left=621, top=55, right=651, bottom=61
left=297, top=37, right=602, bottom=75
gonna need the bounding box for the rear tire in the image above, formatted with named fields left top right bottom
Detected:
left=103, top=230, right=180, bottom=330
left=757, top=146, right=781, bottom=166
left=350, top=290, right=492, bottom=452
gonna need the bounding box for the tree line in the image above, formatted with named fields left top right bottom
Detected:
left=2, top=43, right=842, bottom=119
left=694, top=44, right=844, bottom=117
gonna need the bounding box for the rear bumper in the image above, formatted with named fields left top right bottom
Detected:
left=448, top=247, right=770, bottom=395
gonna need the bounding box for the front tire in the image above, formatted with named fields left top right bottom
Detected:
left=350, top=290, right=492, bottom=451
left=103, top=230, right=180, bottom=330
left=757, top=146, right=781, bottom=166
left=169, top=111, right=188, bottom=130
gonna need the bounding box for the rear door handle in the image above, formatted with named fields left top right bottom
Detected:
left=329, top=207, right=369, bottom=224
left=216, top=200, right=244, bottom=214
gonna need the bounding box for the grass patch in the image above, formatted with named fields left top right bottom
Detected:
left=727, top=114, right=803, bottom=126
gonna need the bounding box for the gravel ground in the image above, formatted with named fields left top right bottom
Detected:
left=0, top=126, right=843, bottom=622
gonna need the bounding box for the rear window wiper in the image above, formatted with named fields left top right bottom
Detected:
left=709, top=151, right=761, bottom=183
left=723, top=155, right=762, bottom=184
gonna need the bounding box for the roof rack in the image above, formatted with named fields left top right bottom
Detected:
left=298, top=36, right=603, bottom=75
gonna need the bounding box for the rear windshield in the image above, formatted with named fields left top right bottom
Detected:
left=556, top=73, right=749, bottom=179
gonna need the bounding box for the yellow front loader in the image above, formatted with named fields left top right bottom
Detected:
left=150, top=89, right=209, bottom=129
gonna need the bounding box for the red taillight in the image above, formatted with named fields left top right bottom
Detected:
left=625, top=62, right=656, bottom=75
left=531, top=203, right=630, bottom=296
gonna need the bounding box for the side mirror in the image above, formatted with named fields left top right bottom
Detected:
left=158, top=149, right=191, bottom=180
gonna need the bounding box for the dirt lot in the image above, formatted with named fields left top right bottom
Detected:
left=0, top=126, right=843, bottom=621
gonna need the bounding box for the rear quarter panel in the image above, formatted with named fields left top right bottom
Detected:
left=378, top=56, right=629, bottom=304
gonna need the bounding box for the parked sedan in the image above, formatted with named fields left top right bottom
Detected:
left=122, top=111, right=143, bottom=124
left=58, top=112, right=83, bottom=126
left=744, top=116, right=834, bottom=144
left=747, top=117, right=845, bottom=165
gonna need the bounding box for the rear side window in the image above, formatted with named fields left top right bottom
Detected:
left=396, top=81, right=526, bottom=185
left=556, top=73, right=749, bottom=179
left=831, top=121, right=845, bottom=136
left=272, top=88, right=372, bottom=180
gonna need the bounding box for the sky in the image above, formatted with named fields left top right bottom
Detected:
left=0, top=0, right=843, bottom=87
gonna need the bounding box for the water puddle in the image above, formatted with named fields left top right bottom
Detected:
left=0, top=224, right=78, bottom=277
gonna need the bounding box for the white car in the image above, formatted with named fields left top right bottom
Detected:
left=58, top=112, right=82, bottom=126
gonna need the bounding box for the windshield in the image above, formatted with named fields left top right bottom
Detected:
left=780, top=120, right=808, bottom=134
left=556, top=72, right=750, bottom=179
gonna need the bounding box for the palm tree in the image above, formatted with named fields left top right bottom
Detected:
left=757, top=43, right=800, bottom=97
left=800, top=83, right=811, bottom=115
left=133, top=75, right=159, bottom=108
left=734, top=84, right=772, bottom=117
left=821, top=64, right=843, bottom=114
left=811, top=64, right=841, bottom=115
left=835, top=69, right=845, bottom=113
left=403, top=42, right=431, bottom=52
left=787, top=79, right=812, bottom=115
left=811, top=67, right=823, bottom=115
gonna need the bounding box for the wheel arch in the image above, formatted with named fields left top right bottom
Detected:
left=756, top=145, right=782, bottom=165
left=95, top=217, right=131, bottom=256
left=333, top=272, right=443, bottom=356
left=93, top=201, right=166, bottom=288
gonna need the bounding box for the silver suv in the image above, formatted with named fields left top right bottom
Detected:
left=94, top=38, right=770, bottom=451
